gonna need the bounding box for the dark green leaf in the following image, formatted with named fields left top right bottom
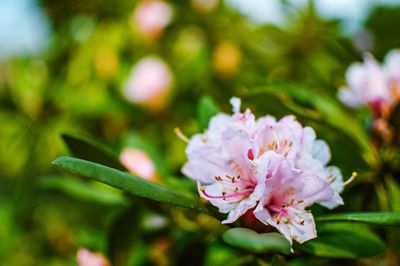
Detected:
left=108, top=206, right=141, bottom=266
left=222, top=228, right=291, bottom=254
left=52, top=156, right=219, bottom=217
left=387, top=177, right=400, bottom=212
left=296, top=222, right=386, bottom=258
left=62, top=133, right=124, bottom=170
left=271, top=255, right=283, bottom=266
left=40, top=175, right=129, bottom=206
left=197, top=96, right=220, bottom=131
left=315, top=212, right=400, bottom=225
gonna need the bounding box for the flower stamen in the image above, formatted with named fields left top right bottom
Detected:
left=343, top=172, right=357, bottom=186
left=174, top=128, right=190, bottom=143
left=200, top=186, right=254, bottom=200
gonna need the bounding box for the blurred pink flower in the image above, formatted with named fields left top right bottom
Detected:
left=384, top=49, right=400, bottom=100
left=339, top=50, right=400, bottom=118
left=120, top=148, right=157, bottom=181
left=339, top=50, right=400, bottom=142
left=385, top=49, right=400, bottom=84
left=183, top=98, right=348, bottom=244
left=77, top=248, right=109, bottom=266
left=132, top=0, right=173, bottom=39
left=124, top=56, right=173, bottom=112
left=338, top=53, right=389, bottom=111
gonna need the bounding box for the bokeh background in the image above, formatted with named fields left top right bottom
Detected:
left=1, top=0, right=400, bottom=265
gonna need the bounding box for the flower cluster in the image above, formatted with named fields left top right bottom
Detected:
left=338, top=50, right=400, bottom=120
left=182, top=98, right=351, bottom=244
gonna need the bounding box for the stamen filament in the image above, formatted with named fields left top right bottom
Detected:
left=200, top=186, right=253, bottom=199
left=174, top=127, right=190, bottom=143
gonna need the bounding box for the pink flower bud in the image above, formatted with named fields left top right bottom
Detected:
left=132, top=0, right=173, bottom=39
left=124, top=56, right=173, bottom=112
left=119, top=148, right=157, bottom=181
left=77, top=248, right=109, bottom=266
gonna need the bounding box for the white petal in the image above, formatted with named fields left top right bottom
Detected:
left=285, top=207, right=317, bottom=244
left=312, top=140, right=331, bottom=165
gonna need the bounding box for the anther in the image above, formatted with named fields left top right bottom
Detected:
left=343, top=172, right=357, bottom=186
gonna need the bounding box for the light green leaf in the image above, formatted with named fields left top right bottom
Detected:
left=52, top=156, right=219, bottom=217
left=315, top=212, right=400, bottom=225
left=297, top=222, right=386, bottom=258
left=222, top=228, right=291, bottom=254
left=386, top=176, right=400, bottom=212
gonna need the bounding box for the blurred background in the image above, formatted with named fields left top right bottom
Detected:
left=1, top=0, right=400, bottom=265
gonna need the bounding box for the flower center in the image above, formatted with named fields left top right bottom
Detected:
left=266, top=198, right=305, bottom=225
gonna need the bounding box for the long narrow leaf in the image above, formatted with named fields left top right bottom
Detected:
left=52, top=156, right=219, bottom=217
left=316, top=212, right=400, bottom=225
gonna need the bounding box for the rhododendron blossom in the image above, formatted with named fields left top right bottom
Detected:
left=339, top=50, right=400, bottom=119
left=182, top=98, right=350, bottom=244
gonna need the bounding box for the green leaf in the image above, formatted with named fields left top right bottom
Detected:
left=386, top=176, right=400, bottom=212
left=197, top=96, right=220, bottom=131
left=52, top=156, right=219, bottom=217
left=40, top=175, right=129, bottom=206
left=62, top=133, right=124, bottom=170
left=108, top=206, right=142, bottom=266
left=297, top=222, right=386, bottom=258
left=222, top=228, right=291, bottom=254
left=315, top=212, right=400, bottom=225
left=271, top=255, right=283, bottom=266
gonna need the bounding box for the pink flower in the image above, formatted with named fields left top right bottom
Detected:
left=339, top=50, right=400, bottom=118
left=384, top=49, right=400, bottom=85
left=384, top=49, right=400, bottom=100
left=124, top=56, right=173, bottom=112
left=119, top=148, right=157, bottom=181
left=253, top=153, right=332, bottom=244
left=132, top=0, right=173, bottom=39
left=77, top=248, right=110, bottom=266
left=338, top=53, right=389, bottom=110
left=183, top=98, right=347, bottom=244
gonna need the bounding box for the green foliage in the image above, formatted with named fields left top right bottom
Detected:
left=62, top=133, right=125, bottom=170
left=222, top=228, right=291, bottom=254
left=197, top=96, right=220, bottom=131
left=40, top=175, right=129, bottom=206
left=316, top=212, right=400, bottom=225
left=296, top=222, right=386, bottom=258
